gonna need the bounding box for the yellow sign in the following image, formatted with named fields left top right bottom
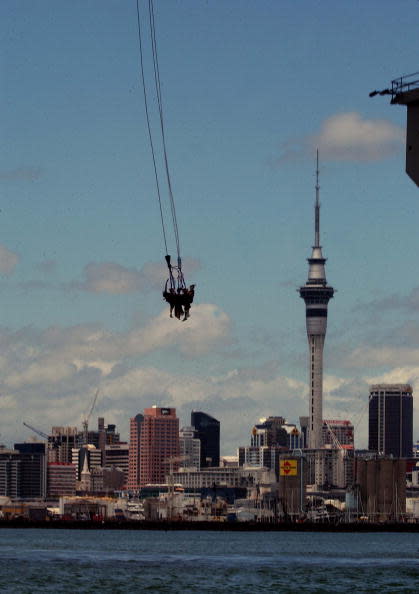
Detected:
left=280, top=459, right=298, bottom=476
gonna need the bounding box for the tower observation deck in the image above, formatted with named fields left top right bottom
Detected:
left=299, top=153, right=334, bottom=449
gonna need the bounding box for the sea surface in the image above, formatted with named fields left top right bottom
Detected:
left=0, top=528, right=418, bottom=593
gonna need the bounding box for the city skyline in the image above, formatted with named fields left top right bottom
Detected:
left=1, top=1, right=419, bottom=453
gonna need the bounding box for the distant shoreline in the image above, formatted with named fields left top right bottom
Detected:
left=1, top=519, right=419, bottom=532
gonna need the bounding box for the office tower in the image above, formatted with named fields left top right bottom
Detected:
left=1, top=444, right=49, bottom=499
left=299, top=155, right=334, bottom=449
left=0, top=448, right=21, bottom=498
left=98, top=417, right=106, bottom=455
left=238, top=445, right=285, bottom=480
left=191, top=411, right=220, bottom=468
left=47, top=462, right=77, bottom=497
left=139, top=406, right=179, bottom=486
left=251, top=417, right=287, bottom=447
left=127, top=413, right=144, bottom=490
left=104, top=423, right=120, bottom=445
left=48, top=426, right=78, bottom=463
left=323, top=420, right=354, bottom=449
left=14, top=442, right=47, bottom=499
left=105, top=442, right=129, bottom=485
left=75, top=418, right=120, bottom=450
left=368, top=384, right=413, bottom=457
left=179, top=426, right=201, bottom=470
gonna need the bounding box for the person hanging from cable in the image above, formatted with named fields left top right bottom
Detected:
left=174, top=288, right=184, bottom=320
left=163, top=255, right=177, bottom=318
left=181, top=284, right=195, bottom=321
left=162, top=283, right=176, bottom=318
left=162, top=254, right=187, bottom=320
left=136, top=0, right=197, bottom=321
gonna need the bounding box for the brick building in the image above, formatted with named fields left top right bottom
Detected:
left=139, top=407, right=179, bottom=487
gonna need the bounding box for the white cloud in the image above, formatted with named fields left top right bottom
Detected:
left=0, top=310, right=310, bottom=453
left=344, top=345, right=419, bottom=368
left=314, top=112, right=404, bottom=161
left=280, top=112, right=403, bottom=162
left=0, top=303, right=233, bottom=443
left=68, top=258, right=201, bottom=294
left=366, top=366, right=419, bottom=387
left=0, top=244, right=19, bottom=275
left=74, top=262, right=144, bottom=294
left=6, top=361, right=77, bottom=389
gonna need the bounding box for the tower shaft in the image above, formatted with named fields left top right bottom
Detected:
left=308, top=334, right=325, bottom=449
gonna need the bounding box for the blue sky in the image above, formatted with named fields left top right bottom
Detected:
left=1, top=0, right=419, bottom=453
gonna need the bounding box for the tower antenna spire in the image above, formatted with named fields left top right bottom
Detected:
left=315, top=149, right=320, bottom=248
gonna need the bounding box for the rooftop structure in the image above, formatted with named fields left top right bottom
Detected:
left=370, top=72, right=419, bottom=186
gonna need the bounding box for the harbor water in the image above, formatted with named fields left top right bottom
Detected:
left=0, top=528, right=418, bottom=592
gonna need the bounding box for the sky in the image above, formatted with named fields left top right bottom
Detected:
left=1, top=0, right=419, bottom=454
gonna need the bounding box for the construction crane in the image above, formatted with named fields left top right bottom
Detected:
left=82, top=388, right=100, bottom=445
left=23, top=421, right=49, bottom=441
left=370, top=71, right=419, bottom=187
left=324, top=420, right=343, bottom=450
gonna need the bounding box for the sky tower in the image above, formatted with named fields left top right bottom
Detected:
left=299, top=153, right=334, bottom=449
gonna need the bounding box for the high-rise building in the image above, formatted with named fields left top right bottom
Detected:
left=75, top=418, right=120, bottom=450
left=0, top=448, right=21, bottom=498
left=191, top=411, right=220, bottom=468
left=251, top=417, right=287, bottom=447
left=1, top=444, right=49, bottom=499
left=105, top=442, right=129, bottom=485
left=368, top=384, right=413, bottom=457
left=299, top=155, right=334, bottom=449
left=48, top=426, right=78, bottom=463
left=14, top=442, right=47, bottom=499
left=47, top=462, right=77, bottom=497
left=250, top=416, right=302, bottom=450
left=238, top=445, right=285, bottom=480
left=323, top=420, right=354, bottom=449
left=179, top=426, right=201, bottom=470
left=139, top=407, right=179, bottom=487
left=127, top=413, right=144, bottom=490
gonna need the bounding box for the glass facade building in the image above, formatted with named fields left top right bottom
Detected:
left=368, top=384, right=413, bottom=458
left=191, top=411, right=220, bottom=468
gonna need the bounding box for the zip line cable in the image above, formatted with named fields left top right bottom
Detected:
left=135, top=0, right=168, bottom=255
left=136, top=0, right=182, bottom=272
left=148, top=0, right=181, bottom=265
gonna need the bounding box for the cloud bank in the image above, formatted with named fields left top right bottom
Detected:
left=2, top=292, right=419, bottom=453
